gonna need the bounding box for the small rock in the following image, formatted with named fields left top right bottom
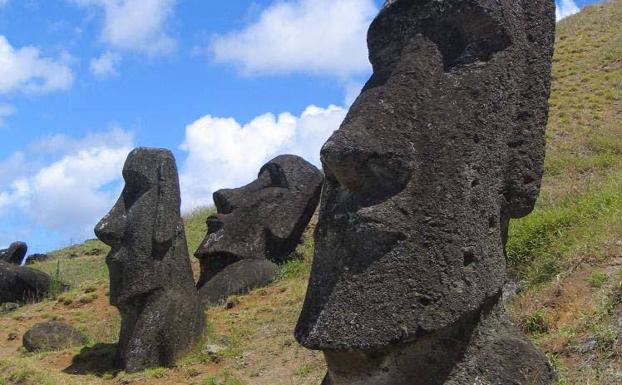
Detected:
left=225, top=297, right=240, bottom=310
left=1, top=302, right=20, bottom=313
left=23, top=321, right=86, bottom=352
left=502, top=280, right=522, bottom=303
left=577, top=337, right=598, bottom=354
left=25, top=254, right=50, bottom=265
left=84, top=248, right=103, bottom=256
left=202, top=344, right=225, bottom=362
left=7, top=332, right=18, bottom=341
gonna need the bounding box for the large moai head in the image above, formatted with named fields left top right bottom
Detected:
left=195, top=155, right=323, bottom=288
left=95, top=148, right=204, bottom=371
left=296, top=0, right=555, bottom=362
left=95, top=148, right=186, bottom=305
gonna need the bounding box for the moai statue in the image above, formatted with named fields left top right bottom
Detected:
left=0, top=241, right=28, bottom=265
left=295, top=1, right=556, bottom=384
left=95, top=148, right=205, bottom=372
left=195, top=155, right=323, bottom=306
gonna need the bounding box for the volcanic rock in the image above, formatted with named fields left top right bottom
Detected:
left=0, top=261, right=50, bottom=303
left=25, top=253, right=50, bottom=265
left=23, top=321, right=86, bottom=352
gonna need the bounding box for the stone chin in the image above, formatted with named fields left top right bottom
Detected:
left=105, top=247, right=161, bottom=306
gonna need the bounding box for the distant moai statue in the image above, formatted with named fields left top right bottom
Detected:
left=195, top=155, right=323, bottom=306
left=0, top=241, right=28, bottom=265
left=95, top=148, right=204, bottom=372
left=295, top=1, right=556, bottom=384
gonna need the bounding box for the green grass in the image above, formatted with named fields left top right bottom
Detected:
left=507, top=172, right=622, bottom=286
left=184, top=207, right=215, bottom=255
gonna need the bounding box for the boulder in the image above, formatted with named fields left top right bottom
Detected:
left=0, top=241, right=27, bottom=265
left=295, top=0, right=556, bottom=384
left=0, top=261, right=50, bottom=303
left=23, top=321, right=86, bottom=352
left=94, top=148, right=205, bottom=372
left=25, top=253, right=50, bottom=265
left=0, top=303, right=19, bottom=313
left=195, top=155, right=322, bottom=304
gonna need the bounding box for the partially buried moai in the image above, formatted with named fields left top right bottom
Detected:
left=95, top=148, right=204, bottom=372
left=195, top=155, right=323, bottom=306
left=296, top=1, right=556, bottom=384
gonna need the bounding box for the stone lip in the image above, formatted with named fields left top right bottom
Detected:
left=94, top=147, right=205, bottom=372
left=194, top=154, right=322, bottom=304
left=0, top=261, right=50, bottom=304
left=23, top=321, right=87, bottom=353
left=0, top=241, right=28, bottom=265
left=296, top=0, right=556, bottom=351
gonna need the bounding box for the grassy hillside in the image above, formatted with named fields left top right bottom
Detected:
left=1, top=1, right=621, bottom=384
left=504, top=1, right=622, bottom=384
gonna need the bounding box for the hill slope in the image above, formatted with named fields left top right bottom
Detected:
left=1, top=1, right=621, bottom=384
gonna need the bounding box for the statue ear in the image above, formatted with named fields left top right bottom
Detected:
left=152, top=154, right=181, bottom=259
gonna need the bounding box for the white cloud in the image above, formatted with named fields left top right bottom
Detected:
left=556, top=0, right=580, bottom=21
left=0, top=35, right=74, bottom=95
left=72, top=0, right=177, bottom=55
left=179, top=104, right=346, bottom=212
left=210, top=0, right=376, bottom=77
left=0, top=129, right=133, bottom=240
left=90, top=51, right=121, bottom=77
left=0, top=104, right=15, bottom=127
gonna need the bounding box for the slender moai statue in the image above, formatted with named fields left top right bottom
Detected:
left=295, top=1, right=556, bottom=384
left=95, top=148, right=204, bottom=372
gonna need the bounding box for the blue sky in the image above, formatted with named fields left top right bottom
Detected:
left=0, top=0, right=598, bottom=255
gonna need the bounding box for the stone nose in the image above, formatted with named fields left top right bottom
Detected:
left=94, top=200, right=126, bottom=247
left=321, top=131, right=411, bottom=202
left=213, top=189, right=236, bottom=214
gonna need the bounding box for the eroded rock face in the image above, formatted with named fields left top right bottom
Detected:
left=0, top=241, right=28, bottom=265
left=95, top=148, right=205, bottom=372
left=195, top=155, right=322, bottom=306
left=0, top=261, right=50, bottom=303
left=296, top=1, right=556, bottom=384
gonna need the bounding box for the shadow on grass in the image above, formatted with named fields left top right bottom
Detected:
left=64, top=343, right=119, bottom=377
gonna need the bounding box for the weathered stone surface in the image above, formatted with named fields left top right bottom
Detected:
left=25, top=253, right=50, bottom=265
left=23, top=321, right=86, bottom=352
left=0, top=261, right=50, bottom=303
left=0, top=241, right=28, bottom=265
left=94, top=148, right=205, bottom=372
left=198, top=259, right=278, bottom=306
left=296, top=0, right=556, bottom=384
left=195, top=155, right=322, bottom=303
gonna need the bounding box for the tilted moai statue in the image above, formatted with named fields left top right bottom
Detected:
left=0, top=241, right=28, bottom=265
left=95, top=148, right=205, bottom=372
left=195, top=155, right=323, bottom=306
left=295, top=1, right=556, bottom=384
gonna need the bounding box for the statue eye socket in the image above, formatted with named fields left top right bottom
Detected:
left=259, top=163, right=289, bottom=188
left=423, top=10, right=512, bottom=71
left=122, top=170, right=151, bottom=208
